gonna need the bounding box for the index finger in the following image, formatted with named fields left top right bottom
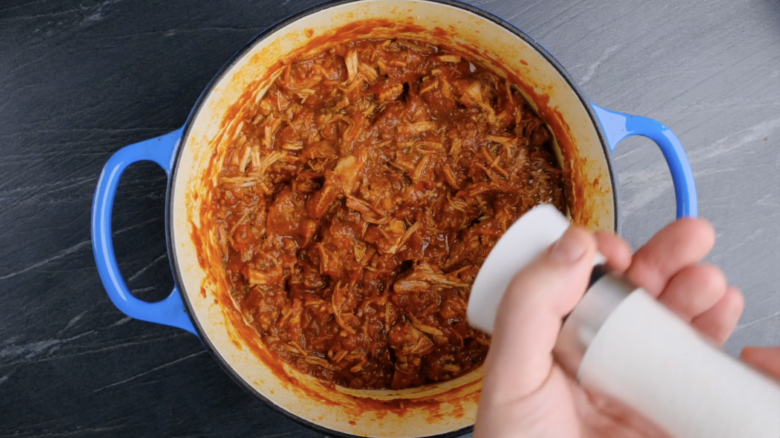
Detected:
left=595, top=231, right=632, bottom=275
left=624, top=218, right=715, bottom=297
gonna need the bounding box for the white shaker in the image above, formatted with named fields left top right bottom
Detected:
left=468, top=205, right=780, bottom=438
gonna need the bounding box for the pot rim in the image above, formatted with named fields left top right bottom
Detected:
left=166, top=0, right=620, bottom=436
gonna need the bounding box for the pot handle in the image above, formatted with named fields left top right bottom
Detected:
left=591, top=103, right=697, bottom=218
left=91, top=128, right=197, bottom=336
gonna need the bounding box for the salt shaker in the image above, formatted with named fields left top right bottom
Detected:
left=468, top=205, right=780, bottom=438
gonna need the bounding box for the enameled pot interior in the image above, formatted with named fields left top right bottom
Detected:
left=169, top=1, right=615, bottom=437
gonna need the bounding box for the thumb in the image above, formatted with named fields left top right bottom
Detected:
left=481, top=226, right=597, bottom=403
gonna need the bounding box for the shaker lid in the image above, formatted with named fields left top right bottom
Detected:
left=467, top=204, right=605, bottom=334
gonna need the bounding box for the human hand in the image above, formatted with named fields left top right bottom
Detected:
left=474, top=218, right=754, bottom=438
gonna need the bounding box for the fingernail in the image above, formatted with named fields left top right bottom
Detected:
left=549, top=230, right=587, bottom=264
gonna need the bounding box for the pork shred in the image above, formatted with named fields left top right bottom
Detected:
left=212, top=39, right=564, bottom=390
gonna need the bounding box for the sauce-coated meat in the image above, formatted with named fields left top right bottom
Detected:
left=212, top=39, right=564, bottom=390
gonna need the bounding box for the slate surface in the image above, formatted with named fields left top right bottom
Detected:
left=1, top=0, right=778, bottom=436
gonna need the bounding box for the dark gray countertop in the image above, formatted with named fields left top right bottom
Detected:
left=1, top=0, right=778, bottom=436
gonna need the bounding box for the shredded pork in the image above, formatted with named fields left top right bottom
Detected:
left=212, top=38, right=564, bottom=390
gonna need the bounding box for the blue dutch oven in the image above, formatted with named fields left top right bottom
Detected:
left=91, top=0, right=696, bottom=437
